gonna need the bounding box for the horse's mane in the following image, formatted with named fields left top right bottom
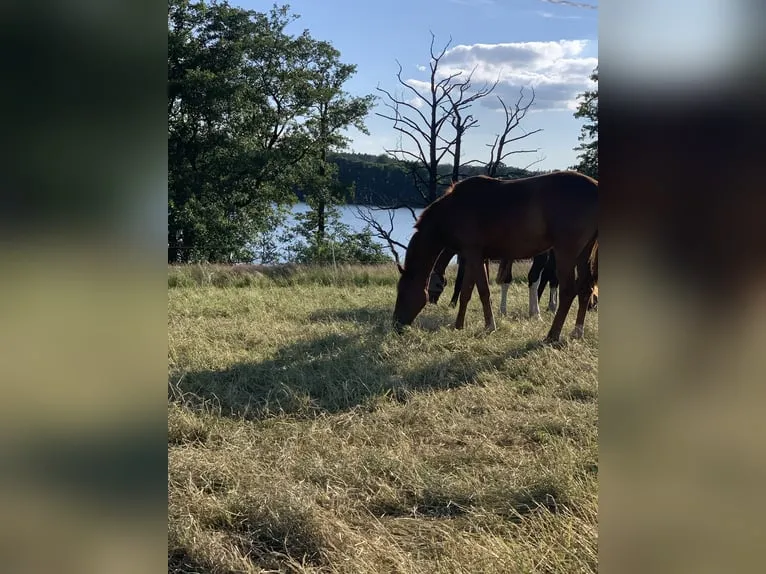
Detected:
left=413, top=181, right=457, bottom=230
left=413, top=177, right=495, bottom=230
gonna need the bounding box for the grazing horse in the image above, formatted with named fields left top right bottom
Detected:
left=393, top=171, right=598, bottom=343
left=428, top=250, right=560, bottom=318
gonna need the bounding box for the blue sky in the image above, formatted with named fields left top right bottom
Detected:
left=240, top=0, right=598, bottom=171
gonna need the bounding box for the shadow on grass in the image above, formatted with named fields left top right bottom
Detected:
left=365, top=474, right=571, bottom=522
left=307, top=305, right=393, bottom=327
left=172, top=318, right=542, bottom=421
left=306, top=304, right=460, bottom=333
left=168, top=549, right=211, bottom=574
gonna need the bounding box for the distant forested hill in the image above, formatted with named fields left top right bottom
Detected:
left=292, top=151, right=546, bottom=207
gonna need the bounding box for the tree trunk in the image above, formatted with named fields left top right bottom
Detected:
left=168, top=227, right=179, bottom=264
left=317, top=198, right=325, bottom=242
left=317, top=143, right=327, bottom=242
left=451, top=127, right=463, bottom=183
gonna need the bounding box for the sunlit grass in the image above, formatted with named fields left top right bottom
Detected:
left=168, top=262, right=598, bottom=573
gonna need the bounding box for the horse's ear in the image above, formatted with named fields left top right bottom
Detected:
left=397, top=263, right=404, bottom=275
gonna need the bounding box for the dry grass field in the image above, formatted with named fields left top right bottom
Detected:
left=168, top=262, right=598, bottom=573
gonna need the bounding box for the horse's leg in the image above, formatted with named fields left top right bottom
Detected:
left=498, top=259, right=512, bottom=316
left=499, top=283, right=509, bottom=316
left=571, top=282, right=590, bottom=339
left=544, top=255, right=578, bottom=343
left=547, top=252, right=559, bottom=312
left=571, top=241, right=597, bottom=338
left=528, top=254, right=545, bottom=320
left=475, top=255, right=496, bottom=331
left=450, top=255, right=464, bottom=308
left=454, top=256, right=477, bottom=330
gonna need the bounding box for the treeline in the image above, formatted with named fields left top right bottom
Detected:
left=290, top=152, right=543, bottom=207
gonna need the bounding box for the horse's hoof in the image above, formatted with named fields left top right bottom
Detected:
left=571, top=325, right=584, bottom=339
left=543, top=336, right=564, bottom=348
left=485, top=322, right=497, bottom=333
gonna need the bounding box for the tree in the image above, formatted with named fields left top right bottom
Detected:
left=443, top=71, right=497, bottom=183
left=297, top=40, right=375, bottom=243
left=359, top=33, right=499, bottom=265
left=168, top=1, right=312, bottom=262
left=481, top=87, right=544, bottom=177
left=168, top=1, right=373, bottom=263
left=359, top=33, right=544, bottom=265
left=571, top=67, right=598, bottom=179
left=375, top=32, right=497, bottom=205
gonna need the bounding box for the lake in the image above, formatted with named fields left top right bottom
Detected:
left=263, top=203, right=424, bottom=263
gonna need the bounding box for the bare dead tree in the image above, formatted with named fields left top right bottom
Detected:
left=359, top=32, right=498, bottom=260
left=442, top=73, right=498, bottom=183
left=374, top=32, right=498, bottom=205
left=483, top=87, right=543, bottom=177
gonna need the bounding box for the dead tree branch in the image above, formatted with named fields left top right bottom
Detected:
left=521, top=153, right=547, bottom=171
left=354, top=206, right=409, bottom=266
left=485, top=86, right=542, bottom=177
left=441, top=68, right=499, bottom=182
left=375, top=31, right=498, bottom=204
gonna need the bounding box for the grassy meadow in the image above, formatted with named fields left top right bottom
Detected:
left=168, top=262, right=598, bottom=573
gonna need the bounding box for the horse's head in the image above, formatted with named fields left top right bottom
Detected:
left=393, top=270, right=428, bottom=332
left=427, top=271, right=446, bottom=304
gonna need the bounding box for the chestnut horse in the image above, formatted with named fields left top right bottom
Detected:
left=393, top=171, right=598, bottom=342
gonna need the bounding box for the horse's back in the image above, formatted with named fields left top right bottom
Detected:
left=447, top=171, right=595, bottom=221
left=434, top=172, right=597, bottom=257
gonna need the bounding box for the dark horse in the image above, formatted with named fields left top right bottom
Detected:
left=393, top=171, right=598, bottom=342
left=428, top=250, right=560, bottom=317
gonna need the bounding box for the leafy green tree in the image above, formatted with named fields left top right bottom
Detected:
left=289, top=218, right=391, bottom=265
left=168, top=1, right=369, bottom=263
left=571, top=67, right=598, bottom=179
left=298, top=40, right=375, bottom=243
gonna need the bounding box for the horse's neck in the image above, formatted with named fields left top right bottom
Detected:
left=405, top=230, right=443, bottom=282
left=431, top=248, right=454, bottom=277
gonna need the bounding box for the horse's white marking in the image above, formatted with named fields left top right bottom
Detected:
left=572, top=324, right=584, bottom=338
left=529, top=278, right=541, bottom=318
left=548, top=286, right=558, bottom=312
left=499, top=283, right=509, bottom=315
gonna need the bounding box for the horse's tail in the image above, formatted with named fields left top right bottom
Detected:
left=577, top=232, right=598, bottom=300
left=588, top=233, right=598, bottom=286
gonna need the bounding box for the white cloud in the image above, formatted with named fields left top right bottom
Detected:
left=536, top=10, right=582, bottom=19
left=537, top=0, right=597, bottom=9
left=410, top=39, right=597, bottom=112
